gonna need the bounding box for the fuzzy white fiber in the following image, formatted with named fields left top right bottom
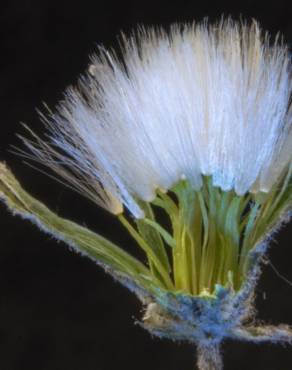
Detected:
left=21, top=19, right=292, bottom=218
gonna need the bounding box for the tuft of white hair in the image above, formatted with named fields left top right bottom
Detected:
left=19, top=19, right=292, bottom=218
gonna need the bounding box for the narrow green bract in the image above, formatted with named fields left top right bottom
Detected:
left=1, top=162, right=291, bottom=299
left=120, top=168, right=292, bottom=296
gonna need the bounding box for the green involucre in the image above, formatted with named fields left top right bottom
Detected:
left=121, top=167, right=292, bottom=296
left=0, top=162, right=291, bottom=297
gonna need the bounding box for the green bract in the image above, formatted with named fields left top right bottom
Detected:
left=1, top=162, right=291, bottom=298
left=122, top=167, right=292, bottom=296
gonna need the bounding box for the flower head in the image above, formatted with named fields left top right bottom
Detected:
left=2, top=18, right=292, bottom=370
left=19, top=19, right=292, bottom=218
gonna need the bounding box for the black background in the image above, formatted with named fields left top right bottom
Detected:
left=0, top=1, right=292, bottom=369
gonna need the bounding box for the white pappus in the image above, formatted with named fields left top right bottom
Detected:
left=18, top=18, right=292, bottom=219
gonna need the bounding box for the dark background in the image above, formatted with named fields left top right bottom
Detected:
left=0, top=1, right=292, bottom=369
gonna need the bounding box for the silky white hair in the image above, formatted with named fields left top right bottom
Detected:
left=19, top=19, right=292, bottom=218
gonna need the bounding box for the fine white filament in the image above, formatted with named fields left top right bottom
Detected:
left=20, top=19, right=292, bottom=218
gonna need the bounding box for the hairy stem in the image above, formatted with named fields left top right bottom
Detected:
left=196, top=343, right=223, bottom=370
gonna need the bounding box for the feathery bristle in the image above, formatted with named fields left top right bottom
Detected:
left=19, top=18, right=292, bottom=218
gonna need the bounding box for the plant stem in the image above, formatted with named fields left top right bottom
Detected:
left=196, top=343, right=223, bottom=370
